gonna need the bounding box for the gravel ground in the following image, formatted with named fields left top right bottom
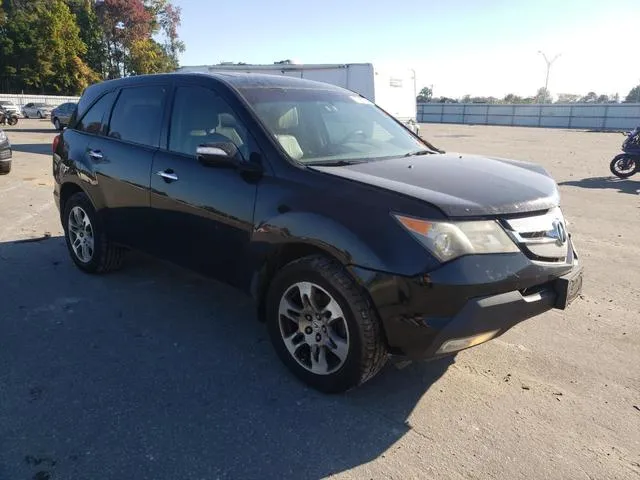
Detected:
left=0, top=119, right=638, bottom=480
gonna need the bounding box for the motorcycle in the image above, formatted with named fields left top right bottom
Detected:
left=610, top=126, right=640, bottom=179
left=0, top=106, right=19, bottom=126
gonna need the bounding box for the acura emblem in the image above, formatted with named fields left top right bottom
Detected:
left=549, top=219, right=567, bottom=246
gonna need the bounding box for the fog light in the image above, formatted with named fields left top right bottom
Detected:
left=435, top=330, right=500, bottom=355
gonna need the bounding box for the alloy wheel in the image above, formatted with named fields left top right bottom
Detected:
left=68, top=206, right=95, bottom=263
left=278, top=281, right=350, bottom=375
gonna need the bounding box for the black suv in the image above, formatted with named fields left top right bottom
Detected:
left=52, top=73, right=583, bottom=392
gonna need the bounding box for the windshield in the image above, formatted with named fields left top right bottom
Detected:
left=240, top=87, right=429, bottom=164
left=35, top=103, right=47, bottom=107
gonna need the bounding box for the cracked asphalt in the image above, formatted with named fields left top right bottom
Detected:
left=0, top=119, right=638, bottom=480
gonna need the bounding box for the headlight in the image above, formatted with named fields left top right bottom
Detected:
left=0, top=130, right=6, bottom=142
left=393, top=214, right=519, bottom=262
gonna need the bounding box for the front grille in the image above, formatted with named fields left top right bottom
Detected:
left=501, top=207, right=569, bottom=262
left=0, top=148, right=11, bottom=160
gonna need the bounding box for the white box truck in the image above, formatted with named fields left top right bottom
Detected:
left=176, top=63, right=420, bottom=134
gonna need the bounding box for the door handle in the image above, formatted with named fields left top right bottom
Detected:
left=156, top=170, right=178, bottom=182
left=88, top=149, right=103, bottom=160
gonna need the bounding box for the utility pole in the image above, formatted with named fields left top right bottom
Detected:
left=538, top=51, right=561, bottom=103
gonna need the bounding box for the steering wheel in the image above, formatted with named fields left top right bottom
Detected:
left=339, top=129, right=367, bottom=143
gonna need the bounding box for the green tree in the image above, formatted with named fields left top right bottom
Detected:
left=556, top=93, right=580, bottom=103
left=624, top=85, right=640, bottom=103
left=416, top=86, right=432, bottom=103
left=67, top=0, right=106, bottom=77
left=535, top=87, right=552, bottom=103
left=503, top=93, right=523, bottom=104
left=580, top=91, right=598, bottom=103
left=41, top=0, right=100, bottom=93
left=0, top=0, right=97, bottom=94
left=145, top=0, right=185, bottom=70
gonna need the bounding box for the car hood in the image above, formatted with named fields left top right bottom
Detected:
left=308, top=152, right=560, bottom=217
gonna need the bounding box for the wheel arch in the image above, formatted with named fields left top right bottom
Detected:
left=59, top=181, right=102, bottom=221
left=251, top=241, right=389, bottom=353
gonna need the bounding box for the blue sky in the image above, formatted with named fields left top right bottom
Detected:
left=172, top=0, right=639, bottom=99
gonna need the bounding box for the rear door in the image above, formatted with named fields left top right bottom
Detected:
left=149, top=82, right=260, bottom=288
left=87, top=84, right=168, bottom=248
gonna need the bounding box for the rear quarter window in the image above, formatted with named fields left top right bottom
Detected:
left=74, top=92, right=117, bottom=135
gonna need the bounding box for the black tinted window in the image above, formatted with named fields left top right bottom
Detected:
left=75, top=92, right=116, bottom=135
left=108, top=86, right=166, bottom=147
left=169, top=86, right=249, bottom=159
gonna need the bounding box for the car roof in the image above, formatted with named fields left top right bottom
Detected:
left=85, top=71, right=348, bottom=93
left=192, top=71, right=347, bottom=91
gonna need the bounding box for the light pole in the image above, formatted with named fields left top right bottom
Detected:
left=538, top=51, right=561, bottom=103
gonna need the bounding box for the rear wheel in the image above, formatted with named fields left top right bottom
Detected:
left=7, top=116, right=17, bottom=126
left=62, top=192, right=124, bottom=273
left=266, top=255, right=388, bottom=393
left=610, top=154, right=637, bottom=179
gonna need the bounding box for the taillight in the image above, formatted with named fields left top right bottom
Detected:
left=52, top=134, right=61, bottom=153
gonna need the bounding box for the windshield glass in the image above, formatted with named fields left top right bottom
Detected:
left=240, top=87, right=429, bottom=164
left=35, top=103, right=47, bottom=107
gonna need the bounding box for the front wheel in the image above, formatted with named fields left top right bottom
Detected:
left=62, top=192, right=125, bottom=273
left=7, top=116, right=17, bottom=126
left=266, top=255, right=388, bottom=393
left=53, top=118, right=61, bottom=131
left=610, top=154, right=637, bottom=179
left=37, top=111, right=43, bottom=119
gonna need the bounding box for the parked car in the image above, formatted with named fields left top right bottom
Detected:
left=22, top=102, right=51, bottom=119
left=0, top=100, right=21, bottom=117
left=0, top=128, right=12, bottom=174
left=52, top=73, right=583, bottom=393
left=51, top=102, right=77, bottom=130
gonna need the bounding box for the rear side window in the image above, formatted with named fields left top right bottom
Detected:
left=75, top=92, right=116, bottom=135
left=108, top=86, right=166, bottom=148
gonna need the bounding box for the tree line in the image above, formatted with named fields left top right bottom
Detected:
left=0, top=0, right=184, bottom=95
left=417, top=85, right=640, bottom=104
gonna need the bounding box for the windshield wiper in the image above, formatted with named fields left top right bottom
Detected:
left=305, top=160, right=363, bottom=166
left=404, top=150, right=435, bottom=157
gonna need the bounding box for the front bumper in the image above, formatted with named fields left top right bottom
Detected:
left=351, top=238, right=582, bottom=359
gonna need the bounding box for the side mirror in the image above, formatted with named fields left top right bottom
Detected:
left=197, top=142, right=239, bottom=168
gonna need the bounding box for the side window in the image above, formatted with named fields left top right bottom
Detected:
left=168, top=86, right=249, bottom=160
left=75, top=92, right=116, bottom=135
left=108, top=86, right=166, bottom=148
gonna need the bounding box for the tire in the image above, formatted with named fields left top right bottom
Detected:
left=7, top=116, right=17, bottom=126
left=266, top=254, right=388, bottom=393
left=37, top=111, right=43, bottom=119
left=54, top=118, right=62, bottom=131
left=610, top=154, right=637, bottom=179
left=62, top=192, right=124, bottom=273
left=0, top=161, right=11, bottom=175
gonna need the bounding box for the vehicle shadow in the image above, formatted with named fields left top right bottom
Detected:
left=559, top=176, right=639, bottom=195
left=0, top=236, right=454, bottom=480
left=10, top=143, right=52, bottom=155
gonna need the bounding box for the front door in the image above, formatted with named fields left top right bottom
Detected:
left=149, top=84, right=260, bottom=289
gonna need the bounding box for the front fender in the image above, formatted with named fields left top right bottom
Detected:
left=253, top=211, right=381, bottom=269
